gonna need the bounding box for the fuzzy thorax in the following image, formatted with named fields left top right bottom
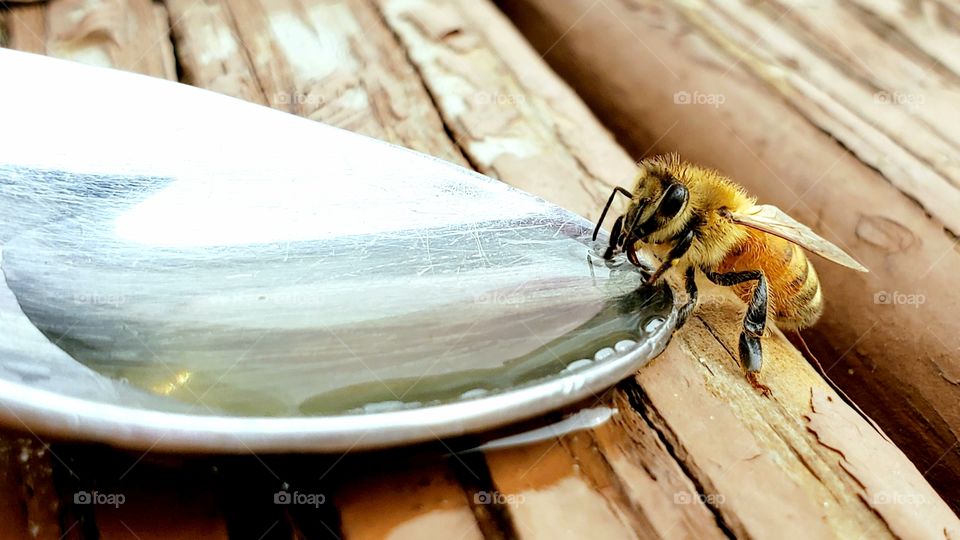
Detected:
left=628, top=154, right=754, bottom=271
left=627, top=154, right=824, bottom=329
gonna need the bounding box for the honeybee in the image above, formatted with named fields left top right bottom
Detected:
left=595, top=154, right=868, bottom=394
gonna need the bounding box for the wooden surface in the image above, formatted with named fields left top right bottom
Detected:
left=2, top=0, right=959, bottom=538
left=497, top=0, right=960, bottom=515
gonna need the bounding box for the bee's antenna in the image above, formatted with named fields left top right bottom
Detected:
left=592, top=187, right=633, bottom=241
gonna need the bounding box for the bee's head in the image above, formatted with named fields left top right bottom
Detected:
left=605, top=156, right=690, bottom=259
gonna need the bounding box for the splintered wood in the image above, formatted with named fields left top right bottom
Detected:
left=1, top=0, right=958, bottom=538
left=167, top=0, right=466, bottom=165
left=3, top=0, right=175, bottom=78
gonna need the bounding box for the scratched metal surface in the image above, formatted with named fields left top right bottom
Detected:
left=0, top=49, right=677, bottom=452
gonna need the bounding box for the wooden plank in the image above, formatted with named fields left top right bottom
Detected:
left=499, top=0, right=960, bottom=515
left=166, top=0, right=466, bottom=165
left=847, top=0, right=960, bottom=78
left=2, top=3, right=46, bottom=55
left=0, top=435, right=63, bottom=540
left=89, top=455, right=230, bottom=540
left=0, top=440, right=234, bottom=540
left=682, top=0, right=960, bottom=232
left=483, top=440, right=643, bottom=539
left=47, top=0, right=177, bottom=78
left=164, top=0, right=267, bottom=105
left=0, top=437, right=30, bottom=540
left=764, top=0, right=960, bottom=160
left=587, top=391, right=728, bottom=539
left=636, top=308, right=889, bottom=538
left=213, top=455, right=296, bottom=539
left=4, top=0, right=175, bottom=78
left=335, top=460, right=483, bottom=540
left=372, top=0, right=631, bottom=222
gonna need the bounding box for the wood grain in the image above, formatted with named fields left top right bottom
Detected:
left=0, top=437, right=61, bottom=540
left=4, top=0, right=175, bottom=78
left=90, top=457, right=230, bottom=540
left=847, top=0, right=960, bottom=78
left=499, top=0, right=960, bottom=515
left=0, top=438, right=31, bottom=540
left=166, top=0, right=466, bottom=165
left=484, top=440, right=643, bottom=539
left=3, top=3, right=47, bottom=55
left=165, top=0, right=267, bottom=105
left=335, top=461, right=483, bottom=540
left=373, top=0, right=633, bottom=222
left=588, top=391, right=726, bottom=539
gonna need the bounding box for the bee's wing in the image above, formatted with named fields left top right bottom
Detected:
left=729, top=205, right=869, bottom=272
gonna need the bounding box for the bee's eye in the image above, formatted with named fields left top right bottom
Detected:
left=658, top=184, right=688, bottom=218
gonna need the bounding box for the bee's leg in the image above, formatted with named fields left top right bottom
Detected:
left=625, top=239, right=642, bottom=267
left=676, top=266, right=697, bottom=328
left=646, top=225, right=696, bottom=284
left=603, top=215, right=625, bottom=260
left=703, top=269, right=770, bottom=396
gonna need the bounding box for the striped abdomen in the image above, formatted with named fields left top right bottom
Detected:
left=717, top=230, right=823, bottom=330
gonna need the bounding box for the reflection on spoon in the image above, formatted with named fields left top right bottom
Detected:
left=450, top=406, right=618, bottom=454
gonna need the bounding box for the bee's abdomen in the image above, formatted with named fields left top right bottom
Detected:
left=770, top=245, right=823, bottom=330
left=719, top=234, right=823, bottom=330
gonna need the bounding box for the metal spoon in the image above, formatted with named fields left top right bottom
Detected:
left=0, top=49, right=676, bottom=452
